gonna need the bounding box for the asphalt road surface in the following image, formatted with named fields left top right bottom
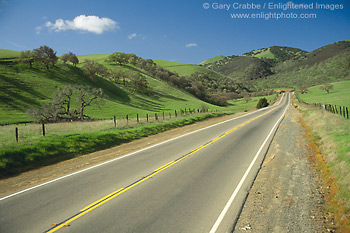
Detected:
left=0, top=93, right=290, bottom=233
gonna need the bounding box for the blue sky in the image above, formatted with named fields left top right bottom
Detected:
left=0, top=0, right=349, bottom=64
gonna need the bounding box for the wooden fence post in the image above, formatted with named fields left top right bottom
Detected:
left=175, top=110, right=177, bottom=117
left=137, top=114, right=139, bottom=123
left=114, top=116, right=117, bottom=128
left=146, top=114, right=149, bottom=122
left=346, top=107, right=349, bottom=119
left=162, top=111, right=165, bottom=120
left=126, top=115, right=129, bottom=124
left=15, top=127, right=19, bottom=143
left=42, top=123, right=46, bottom=136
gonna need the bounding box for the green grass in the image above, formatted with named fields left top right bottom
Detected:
left=0, top=58, right=221, bottom=124
left=199, top=56, right=226, bottom=65
left=299, top=80, right=350, bottom=107
left=0, top=112, right=230, bottom=177
left=0, top=49, right=21, bottom=59
left=297, top=83, right=350, bottom=229
left=154, top=59, right=221, bottom=77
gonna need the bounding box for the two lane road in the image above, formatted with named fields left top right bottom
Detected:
left=0, top=93, right=290, bottom=233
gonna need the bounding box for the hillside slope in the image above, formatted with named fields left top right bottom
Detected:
left=202, top=41, right=350, bottom=87
left=0, top=53, right=220, bottom=125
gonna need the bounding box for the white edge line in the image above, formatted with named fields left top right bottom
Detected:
left=0, top=94, right=285, bottom=202
left=209, top=94, right=289, bottom=233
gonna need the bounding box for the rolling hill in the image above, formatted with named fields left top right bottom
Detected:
left=202, top=41, right=350, bottom=87
left=0, top=51, right=222, bottom=125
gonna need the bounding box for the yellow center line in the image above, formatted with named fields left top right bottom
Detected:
left=45, top=105, right=280, bottom=233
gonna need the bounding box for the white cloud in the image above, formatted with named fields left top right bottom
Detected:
left=45, top=15, right=119, bottom=34
left=35, top=26, right=42, bottom=34
left=128, top=33, right=137, bottom=39
left=186, top=43, right=198, bottom=48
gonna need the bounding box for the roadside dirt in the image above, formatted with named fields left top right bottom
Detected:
left=0, top=112, right=246, bottom=197
left=234, top=105, right=329, bottom=232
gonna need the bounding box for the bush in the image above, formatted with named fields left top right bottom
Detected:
left=257, top=97, right=269, bottom=109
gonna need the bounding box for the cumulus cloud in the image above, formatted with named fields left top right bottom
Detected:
left=186, top=43, right=198, bottom=48
left=45, top=15, right=119, bottom=34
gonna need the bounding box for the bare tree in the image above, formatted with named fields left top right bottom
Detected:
left=242, top=90, right=251, bottom=103
left=75, top=86, right=104, bottom=119
left=320, top=83, right=334, bottom=94
left=82, top=60, right=107, bottom=82
left=28, top=85, right=103, bottom=123
left=16, top=50, right=34, bottom=68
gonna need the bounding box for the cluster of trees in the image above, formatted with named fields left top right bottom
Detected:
left=29, top=85, right=103, bottom=123
left=105, top=52, right=246, bottom=106
left=16, top=45, right=79, bottom=69
left=82, top=59, right=149, bottom=94
left=61, top=52, right=79, bottom=66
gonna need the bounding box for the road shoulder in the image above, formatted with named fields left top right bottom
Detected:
left=0, top=113, right=245, bottom=197
left=234, top=104, right=328, bottom=232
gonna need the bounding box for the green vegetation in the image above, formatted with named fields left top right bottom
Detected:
left=0, top=49, right=20, bottom=59
left=0, top=112, right=229, bottom=177
left=202, top=41, right=349, bottom=90
left=298, top=81, right=350, bottom=107
left=297, top=82, right=350, bottom=231
left=154, top=59, right=220, bottom=77
left=199, top=56, right=226, bottom=66
left=0, top=54, right=221, bottom=125
left=256, top=98, right=269, bottom=109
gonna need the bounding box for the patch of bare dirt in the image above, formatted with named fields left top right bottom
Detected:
left=234, top=105, right=329, bottom=232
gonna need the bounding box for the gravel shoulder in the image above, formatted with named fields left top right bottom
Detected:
left=234, top=105, right=328, bottom=232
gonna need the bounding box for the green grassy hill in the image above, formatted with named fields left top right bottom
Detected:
left=243, top=46, right=307, bottom=62
left=298, top=80, right=350, bottom=107
left=199, top=56, right=225, bottom=65
left=0, top=49, right=20, bottom=59
left=0, top=52, right=224, bottom=125
left=153, top=59, right=221, bottom=77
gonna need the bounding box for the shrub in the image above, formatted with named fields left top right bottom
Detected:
left=257, top=97, right=269, bottom=109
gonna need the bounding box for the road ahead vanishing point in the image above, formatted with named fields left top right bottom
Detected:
left=1, top=93, right=290, bottom=233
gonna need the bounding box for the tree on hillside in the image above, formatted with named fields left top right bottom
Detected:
left=33, top=45, right=58, bottom=70
left=242, top=90, right=251, bottom=103
left=69, top=54, right=79, bottom=67
left=17, top=50, right=34, bottom=68
left=82, top=59, right=107, bottom=82
left=75, top=86, right=104, bottom=120
left=320, top=83, right=334, bottom=94
left=61, top=53, right=70, bottom=64
left=28, top=85, right=103, bottom=123
left=298, top=85, right=309, bottom=94
left=106, top=52, right=129, bottom=65
left=61, top=52, right=79, bottom=67
left=129, top=73, right=148, bottom=93
left=128, top=53, right=139, bottom=65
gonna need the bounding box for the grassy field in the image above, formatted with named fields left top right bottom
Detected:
left=199, top=55, right=226, bottom=65
left=298, top=80, right=350, bottom=107
left=0, top=55, right=222, bottom=124
left=0, top=112, right=230, bottom=177
left=297, top=82, right=350, bottom=231
left=153, top=59, right=222, bottom=77
left=0, top=49, right=20, bottom=59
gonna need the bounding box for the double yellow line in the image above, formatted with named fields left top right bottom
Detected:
left=45, top=105, right=280, bottom=233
